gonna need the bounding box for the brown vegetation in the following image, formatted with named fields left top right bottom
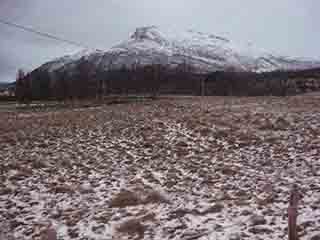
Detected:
left=1, top=95, right=320, bottom=239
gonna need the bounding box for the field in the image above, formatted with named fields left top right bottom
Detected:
left=1, top=95, right=320, bottom=240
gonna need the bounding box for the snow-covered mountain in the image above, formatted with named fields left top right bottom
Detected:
left=36, top=26, right=320, bottom=74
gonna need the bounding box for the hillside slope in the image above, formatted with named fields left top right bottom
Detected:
left=35, top=26, right=320, bottom=75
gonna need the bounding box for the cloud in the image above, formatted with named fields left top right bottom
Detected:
left=0, top=0, right=319, bottom=82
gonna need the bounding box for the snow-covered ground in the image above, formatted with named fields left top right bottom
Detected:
left=1, top=95, right=320, bottom=240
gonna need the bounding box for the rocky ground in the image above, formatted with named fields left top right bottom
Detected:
left=1, top=95, right=320, bottom=240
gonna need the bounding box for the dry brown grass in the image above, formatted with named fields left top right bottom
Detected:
left=109, top=189, right=140, bottom=208
left=143, top=190, right=170, bottom=204
left=117, top=218, right=146, bottom=239
left=1, top=94, right=320, bottom=239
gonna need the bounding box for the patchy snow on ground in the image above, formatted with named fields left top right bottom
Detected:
left=1, top=94, right=320, bottom=240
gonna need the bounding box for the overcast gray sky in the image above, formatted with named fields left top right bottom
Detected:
left=0, top=0, right=319, bottom=82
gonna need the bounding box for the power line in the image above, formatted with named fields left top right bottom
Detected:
left=0, top=18, right=93, bottom=49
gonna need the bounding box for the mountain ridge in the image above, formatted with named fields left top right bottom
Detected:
left=35, top=26, right=320, bottom=75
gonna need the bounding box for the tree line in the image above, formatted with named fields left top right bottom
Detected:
left=15, top=57, right=320, bottom=103
left=15, top=58, right=202, bottom=102
left=205, top=68, right=320, bottom=96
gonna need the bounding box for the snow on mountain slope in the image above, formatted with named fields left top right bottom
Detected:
left=37, top=26, right=320, bottom=74
left=39, top=49, right=103, bottom=72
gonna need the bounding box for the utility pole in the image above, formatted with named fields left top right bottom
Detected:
left=201, top=76, right=205, bottom=96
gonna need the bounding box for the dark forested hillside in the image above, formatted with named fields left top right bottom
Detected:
left=15, top=63, right=320, bottom=102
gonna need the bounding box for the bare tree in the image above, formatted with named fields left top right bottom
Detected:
left=15, top=69, right=31, bottom=103
left=15, top=69, right=25, bottom=102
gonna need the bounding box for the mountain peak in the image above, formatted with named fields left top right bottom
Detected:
left=131, top=26, right=159, bottom=40
left=130, top=26, right=172, bottom=47
left=130, top=26, right=230, bottom=45
left=37, top=26, right=320, bottom=74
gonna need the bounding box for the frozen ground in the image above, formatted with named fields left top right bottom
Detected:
left=1, top=95, right=320, bottom=240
